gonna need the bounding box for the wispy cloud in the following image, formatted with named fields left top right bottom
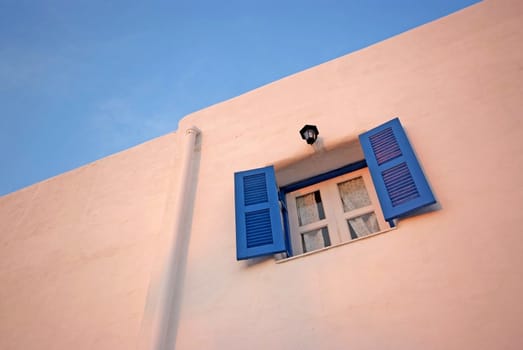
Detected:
left=87, top=96, right=179, bottom=156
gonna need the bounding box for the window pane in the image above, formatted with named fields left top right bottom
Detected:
left=301, top=227, right=330, bottom=253
left=295, top=190, right=325, bottom=226
left=337, top=176, right=371, bottom=212
left=347, top=212, right=380, bottom=239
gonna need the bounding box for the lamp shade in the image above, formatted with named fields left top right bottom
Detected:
left=299, top=124, right=319, bottom=145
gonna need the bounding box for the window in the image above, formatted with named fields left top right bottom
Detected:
left=286, top=167, right=388, bottom=255
left=234, top=118, right=436, bottom=260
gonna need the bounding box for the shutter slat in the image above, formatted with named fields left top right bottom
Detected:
left=244, top=172, right=269, bottom=206
left=245, top=209, right=272, bottom=246
left=369, top=127, right=403, bottom=165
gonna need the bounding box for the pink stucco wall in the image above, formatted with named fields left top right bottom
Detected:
left=0, top=134, right=180, bottom=349
left=1, top=0, right=523, bottom=349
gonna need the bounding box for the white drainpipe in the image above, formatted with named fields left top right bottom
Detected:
left=138, top=126, right=200, bottom=350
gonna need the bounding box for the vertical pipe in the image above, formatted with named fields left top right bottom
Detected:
left=138, top=126, right=200, bottom=350
left=157, top=126, right=200, bottom=350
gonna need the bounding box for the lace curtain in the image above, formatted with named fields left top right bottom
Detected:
left=302, top=227, right=330, bottom=252
left=296, top=191, right=325, bottom=226
left=348, top=212, right=380, bottom=239
left=338, top=177, right=371, bottom=211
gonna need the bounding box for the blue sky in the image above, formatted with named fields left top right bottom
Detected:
left=0, top=0, right=479, bottom=196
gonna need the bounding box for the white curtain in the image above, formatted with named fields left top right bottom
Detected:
left=302, top=229, right=325, bottom=252
left=296, top=191, right=323, bottom=226
left=338, top=177, right=371, bottom=212
left=348, top=212, right=380, bottom=238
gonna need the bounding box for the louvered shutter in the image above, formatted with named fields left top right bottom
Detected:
left=234, top=166, right=286, bottom=260
left=359, top=118, right=436, bottom=223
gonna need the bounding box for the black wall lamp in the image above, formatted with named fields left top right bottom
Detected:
left=299, top=124, right=319, bottom=145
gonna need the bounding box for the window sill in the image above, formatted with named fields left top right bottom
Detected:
left=275, top=226, right=397, bottom=264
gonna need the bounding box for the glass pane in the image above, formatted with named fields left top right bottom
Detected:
left=301, top=227, right=330, bottom=253
left=295, top=190, right=325, bottom=226
left=347, top=212, right=380, bottom=239
left=337, top=176, right=371, bottom=212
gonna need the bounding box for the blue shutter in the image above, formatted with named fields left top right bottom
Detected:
left=359, top=118, right=436, bottom=223
left=234, top=166, right=286, bottom=260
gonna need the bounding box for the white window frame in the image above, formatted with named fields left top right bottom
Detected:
left=286, top=167, right=388, bottom=255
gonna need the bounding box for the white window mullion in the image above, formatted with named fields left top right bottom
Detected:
left=323, top=182, right=351, bottom=244
left=297, top=218, right=329, bottom=232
